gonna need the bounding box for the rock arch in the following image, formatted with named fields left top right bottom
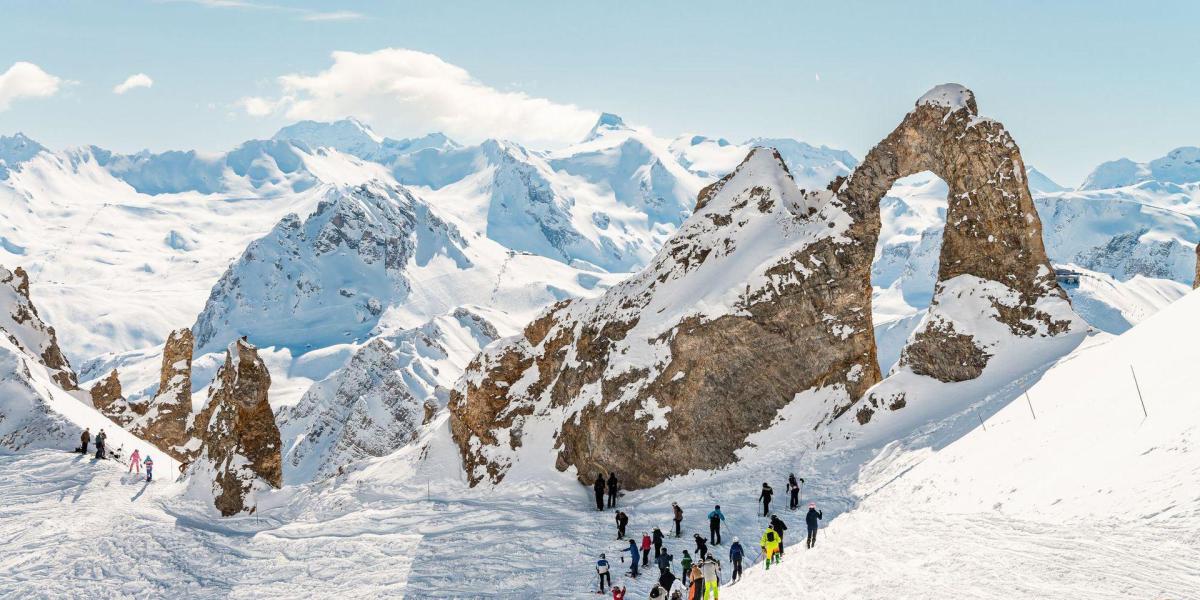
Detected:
left=838, top=84, right=1074, bottom=382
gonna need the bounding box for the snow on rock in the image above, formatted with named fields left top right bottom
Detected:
left=190, top=182, right=464, bottom=354
left=450, top=147, right=874, bottom=490
left=88, top=368, right=138, bottom=426
left=0, top=265, right=77, bottom=389
left=187, top=338, right=282, bottom=516
left=915, top=83, right=976, bottom=114
left=669, top=133, right=858, bottom=191
left=278, top=308, right=500, bottom=484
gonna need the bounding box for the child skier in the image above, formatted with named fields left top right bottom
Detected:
left=144, top=455, right=154, bottom=482
left=128, top=448, right=142, bottom=474
left=597, top=553, right=611, bottom=593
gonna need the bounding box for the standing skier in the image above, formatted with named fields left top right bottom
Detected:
left=706, top=505, right=725, bottom=545
left=627, top=539, right=640, bottom=578
left=658, top=558, right=677, bottom=591
left=680, top=550, right=693, bottom=585
left=641, top=532, right=652, bottom=567
left=615, top=510, right=629, bottom=539
left=759, top=526, right=781, bottom=569
left=757, top=482, right=773, bottom=517
left=728, top=537, right=744, bottom=582
left=787, top=474, right=803, bottom=510
left=693, top=533, right=708, bottom=561
left=652, top=526, right=665, bottom=559
left=687, top=562, right=704, bottom=600
left=769, top=514, right=788, bottom=556
left=805, top=503, right=823, bottom=549
left=655, top=548, right=672, bottom=575
left=144, top=455, right=154, bottom=482
left=672, top=502, right=684, bottom=537
left=597, top=553, right=612, bottom=593
left=606, top=473, right=619, bottom=509
left=698, top=556, right=721, bottom=600
left=593, top=474, right=606, bottom=511
left=94, top=429, right=107, bottom=460
left=128, top=448, right=142, bottom=474
left=78, top=428, right=90, bottom=454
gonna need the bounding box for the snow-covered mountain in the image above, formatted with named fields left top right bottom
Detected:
left=1079, top=146, right=1200, bottom=190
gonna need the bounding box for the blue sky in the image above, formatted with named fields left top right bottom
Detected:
left=1, top=0, right=1197, bottom=186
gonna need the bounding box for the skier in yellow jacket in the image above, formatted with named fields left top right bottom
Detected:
left=760, top=526, right=782, bottom=570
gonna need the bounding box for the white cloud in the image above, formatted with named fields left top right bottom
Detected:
left=0, top=62, right=64, bottom=111
left=113, top=73, right=154, bottom=95
left=238, top=48, right=598, bottom=147
left=180, top=0, right=364, bottom=22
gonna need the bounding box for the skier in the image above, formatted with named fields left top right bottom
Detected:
left=658, top=559, right=677, bottom=591
left=805, top=502, right=823, bottom=549
left=627, top=539, right=640, bottom=578
left=612, top=585, right=626, bottom=600
left=787, top=474, right=803, bottom=510
left=652, top=526, right=665, bottom=559
left=759, top=526, right=781, bottom=570
left=672, top=502, right=684, bottom=537
left=94, top=429, right=107, bottom=460
left=641, top=532, right=652, bottom=567
left=698, top=556, right=721, bottom=600
left=597, top=553, right=612, bottom=593
left=594, top=474, right=606, bottom=511
left=648, top=584, right=666, bottom=600
left=706, top=505, right=725, bottom=545
left=728, top=537, right=744, bottom=583
left=606, top=472, right=619, bottom=509
left=680, top=550, right=693, bottom=585
left=769, top=514, right=788, bottom=556
left=615, top=510, right=629, bottom=539
left=128, top=448, right=142, bottom=474
left=687, top=562, right=704, bottom=600
left=693, top=533, right=708, bottom=561
left=78, top=428, right=90, bottom=454
left=144, top=455, right=154, bottom=482
left=757, top=482, right=773, bottom=517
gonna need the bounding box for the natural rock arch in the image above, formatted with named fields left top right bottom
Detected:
left=837, top=84, right=1072, bottom=382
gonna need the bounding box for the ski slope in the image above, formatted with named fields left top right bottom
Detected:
left=727, top=290, right=1200, bottom=599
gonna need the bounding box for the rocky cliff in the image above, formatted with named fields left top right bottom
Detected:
left=0, top=266, right=77, bottom=390
left=189, top=339, right=282, bottom=516
left=449, top=84, right=1082, bottom=490
left=130, top=328, right=195, bottom=461
left=89, top=369, right=140, bottom=426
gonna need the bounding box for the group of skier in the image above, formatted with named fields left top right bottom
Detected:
left=593, top=472, right=824, bottom=597
left=75, top=427, right=155, bottom=482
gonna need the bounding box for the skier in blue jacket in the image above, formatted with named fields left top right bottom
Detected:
left=728, top=537, right=745, bottom=582
left=707, top=505, right=726, bottom=545
left=596, top=554, right=612, bottom=593
left=627, top=539, right=640, bottom=577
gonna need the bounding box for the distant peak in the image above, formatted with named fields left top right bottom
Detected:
left=272, top=118, right=383, bottom=145
left=582, top=112, right=631, bottom=142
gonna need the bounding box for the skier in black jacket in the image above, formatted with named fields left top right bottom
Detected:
left=615, top=510, right=629, bottom=539
left=757, top=482, right=773, bottom=516
left=94, top=429, right=107, bottom=460
left=787, top=473, right=803, bottom=510
left=693, top=533, right=708, bottom=560
left=769, top=514, right=788, bottom=555
left=672, top=502, right=684, bottom=537
left=652, top=526, right=665, bottom=559
left=805, top=503, right=823, bottom=548
left=606, top=473, right=619, bottom=508
left=593, top=474, right=606, bottom=511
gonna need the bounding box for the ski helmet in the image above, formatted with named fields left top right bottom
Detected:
left=714, top=505, right=720, bottom=510
left=733, top=537, right=739, bottom=543
left=809, top=502, right=816, bottom=508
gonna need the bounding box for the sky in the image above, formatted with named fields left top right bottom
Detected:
left=0, top=0, right=1198, bottom=187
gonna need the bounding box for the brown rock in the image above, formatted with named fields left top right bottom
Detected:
left=190, top=339, right=282, bottom=516
left=1194, top=242, right=1199, bottom=289
left=89, top=369, right=142, bottom=426
left=0, top=265, right=78, bottom=390
left=132, top=328, right=195, bottom=462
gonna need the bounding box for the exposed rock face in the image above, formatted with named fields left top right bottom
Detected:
left=1194, top=242, right=1199, bottom=289
left=0, top=266, right=77, bottom=390
left=450, top=84, right=1080, bottom=490
left=189, top=339, right=282, bottom=516
left=451, top=148, right=878, bottom=489
left=131, top=328, right=195, bottom=461
left=835, top=84, right=1075, bottom=382
left=89, top=369, right=141, bottom=426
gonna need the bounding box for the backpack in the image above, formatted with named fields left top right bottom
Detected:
left=766, top=531, right=776, bottom=543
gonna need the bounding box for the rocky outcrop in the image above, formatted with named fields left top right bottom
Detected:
left=89, top=369, right=142, bottom=426
left=130, top=328, right=195, bottom=461
left=449, top=84, right=1082, bottom=490
left=1194, top=242, right=1199, bottom=289
left=451, top=148, right=878, bottom=489
left=0, top=266, right=77, bottom=390
left=189, top=339, right=282, bottom=516
left=835, top=84, right=1076, bottom=382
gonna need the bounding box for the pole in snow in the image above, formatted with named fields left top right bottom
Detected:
left=978, top=413, right=987, bottom=431
left=1131, top=365, right=1148, bottom=418
left=1025, top=392, right=1037, bottom=420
